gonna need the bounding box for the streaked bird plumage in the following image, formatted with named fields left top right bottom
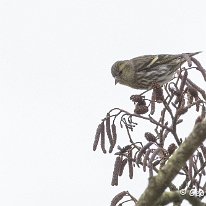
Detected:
left=111, top=52, right=201, bottom=90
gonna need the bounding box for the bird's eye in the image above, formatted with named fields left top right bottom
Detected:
left=119, top=70, right=123, bottom=75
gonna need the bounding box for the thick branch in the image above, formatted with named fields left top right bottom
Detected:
left=136, top=118, right=206, bottom=206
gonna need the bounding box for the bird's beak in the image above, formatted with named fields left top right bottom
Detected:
left=115, top=77, right=119, bottom=85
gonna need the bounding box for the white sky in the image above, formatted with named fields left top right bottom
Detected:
left=0, top=0, right=206, bottom=206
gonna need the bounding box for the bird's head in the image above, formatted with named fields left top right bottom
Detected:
left=111, top=60, right=134, bottom=86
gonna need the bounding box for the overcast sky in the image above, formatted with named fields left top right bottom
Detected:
left=0, top=0, right=206, bottom=206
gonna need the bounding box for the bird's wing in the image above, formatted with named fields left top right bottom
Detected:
left=130, top=54, right=182, bottom=72
left=131, top=52, right=201, bottom=72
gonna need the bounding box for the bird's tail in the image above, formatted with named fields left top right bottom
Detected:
left=179, top=51, right=201, bottom=66
left=186, top=51, right=202, bottom=57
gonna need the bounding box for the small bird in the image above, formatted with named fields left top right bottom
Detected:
left=111, top=52, right=201, bottom=90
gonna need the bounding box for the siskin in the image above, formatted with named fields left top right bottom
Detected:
left=111, top=52, right=201, bottom=90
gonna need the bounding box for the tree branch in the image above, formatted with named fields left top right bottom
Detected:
left=136, top=118, right=206, bottom=206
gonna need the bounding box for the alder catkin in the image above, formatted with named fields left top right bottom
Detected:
left=93, top=123, right=103, bottom=151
